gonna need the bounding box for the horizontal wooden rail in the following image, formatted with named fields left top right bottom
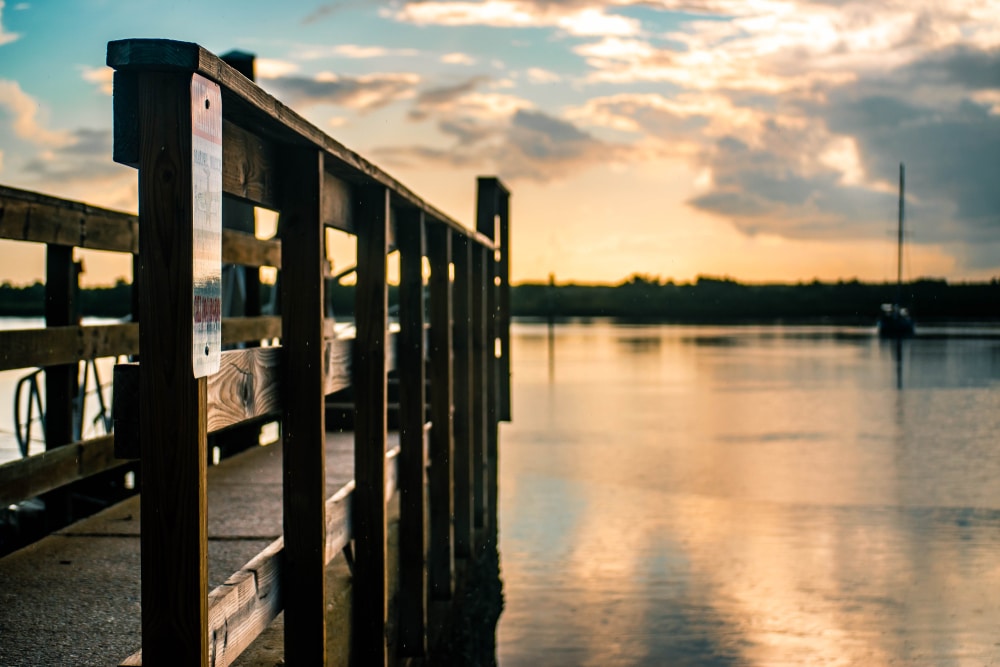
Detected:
left=0, top=184, right=281, bottom=267
left=113, top=339, right=354, bottom=458
left=0, top=317, right=282, bottom=371
left=0, top=435, right=120, bottom=507
left=107, top=39, right=496, bottom=250
left=121, top=445, right=402, bottom=667
left=0, top=184, right=139, bottom=254
left=0, top=323, right=138, bottom=371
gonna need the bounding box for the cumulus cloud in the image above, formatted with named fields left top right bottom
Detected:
left=80, top=65, right=113, bottom=95
left=262, top=72, right=420, bottom=111
left=441, top=52, right=476, bottom=65
left=388, top=0, right=640, bottom=37
left=291, top=44, right=420, bottom=60
left=378, top=105, right=633, bottom=181
left=0, top=79, right=72, bottom=146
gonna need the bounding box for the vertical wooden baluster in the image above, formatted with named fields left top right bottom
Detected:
left=471, top=243, right=488, bottom=541
left=452, top=233, right=474, bottom=559
left=136, top=71, right=209, bottom=666
left=397, top=208, right=427, bottom=657
left=427, top=222, right=454, bottom=601
left=279, top=147, right=327, bottom=665
left=497, top=189, right=512, bottom=423
left=354, top=184, right=390, bottom=665
left=476, top=179, right=499, bottom=548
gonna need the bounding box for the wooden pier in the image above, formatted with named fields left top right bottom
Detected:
left=0, top=38, right=511, bottom=666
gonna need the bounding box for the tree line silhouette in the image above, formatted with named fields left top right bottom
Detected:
left=1, top=274, right=997, bottom=323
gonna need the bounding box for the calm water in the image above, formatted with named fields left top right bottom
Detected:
left=497, top=322, right=1000, bottom=666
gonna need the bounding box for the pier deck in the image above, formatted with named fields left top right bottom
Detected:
left=0, top=431, right=395, bottom=666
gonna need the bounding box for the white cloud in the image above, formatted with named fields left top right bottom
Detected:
left=0, top=1, right=20, bottom=46
left=255, top=58, right=299, bottom=79
left=441, top=52, right=476, bottom=65
left=0, top=79, right=72, bottom=146
left=79, top=65, right=113, bottom=95
left=526, top=67, right=560, bottom=84
left=293, top=44, right=420, bottom=60
left=389, top=0, right=640, bottom=37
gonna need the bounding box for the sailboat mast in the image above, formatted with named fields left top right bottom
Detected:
left=897, top=162, right=905, bottom=304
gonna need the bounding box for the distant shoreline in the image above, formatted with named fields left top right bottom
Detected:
left=2, top=276, right=998, bottom=323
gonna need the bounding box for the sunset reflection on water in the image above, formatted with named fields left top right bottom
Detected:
left=497, top=322, right=1000, bottom=666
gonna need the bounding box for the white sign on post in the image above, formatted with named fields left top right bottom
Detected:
left=191, top=74, right=222, bottom=378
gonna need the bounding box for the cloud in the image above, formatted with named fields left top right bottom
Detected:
left=15, top=127, right=137, bottom=211
left=0, top=79, right=72, bottom=146
left=407, top=76, right=493, bottom=120
left=378, top=107, right=633, bottom=182
left=0, top=1, right=20, bottom=46
left=80, top=65, right=113, bottom=95
left=388, top=0, right=640, bottom=37
left=255, top=58, right=299, bottom=79
left=526, top=67, right=560, bottom=84
left=441, top=52, right=476, bottom=65
left=262, top=72, right=420, bottom=111
left=291, top=44, right=420, bottom=60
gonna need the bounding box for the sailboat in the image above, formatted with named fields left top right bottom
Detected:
left=877, top=162, right=915, bottom=338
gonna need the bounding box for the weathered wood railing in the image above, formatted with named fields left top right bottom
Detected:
left=102, top=38, right=510, bottom=666
left=0, top=177, right=282, bottom=511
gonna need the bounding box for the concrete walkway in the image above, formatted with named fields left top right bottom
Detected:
left=0, top=430, right=383, bottom=667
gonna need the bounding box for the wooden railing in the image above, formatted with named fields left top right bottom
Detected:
left=102, top=38, right=511, bottom=666
left=0, top=175, right=283, bottom=509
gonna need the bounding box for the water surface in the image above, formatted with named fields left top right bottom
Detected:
left=497, top=322, right=1000, bottom=666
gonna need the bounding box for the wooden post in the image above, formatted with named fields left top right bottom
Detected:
left=497, top=188, right=511, bottom=423
left=136, top=71, right=209, bottom=666
left=475, top=178, right=500, bottom=547
left=427, top=222, right=454, bottom=600
left=452, top=232, right=474, bottom=559
left=396, top=208, right=427, bottom=657
left=471, top=244, right=488, bottom=537
left=354, top=184, right=390, bottom=665
left=43, top=245, right=79, bottom=527
left=44, top=245, right=78, bottom=450
left=279, top=147, right=327, bottom=665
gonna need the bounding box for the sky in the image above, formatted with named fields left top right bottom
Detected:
left=0, top=0, right=998, bottom=286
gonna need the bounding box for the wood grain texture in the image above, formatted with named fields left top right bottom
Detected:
left=107, top=39, right=484, bottom=243
left=427, top=222, right=454, bottom=602
left=206, top=347, right=282, bottom=432
left=207, top=538, right=284, bottom=667
left=135, top=70, right=208, bottom=666
left=0, top=184, right=139, bottom=253
left=222, top=119, right=277, bottom=210
left=451, top=233, right=474, bottom=559
left=353, top=184, right=390, bottom=666
left=0, top=435, right=119, bottom=507
left=396, top=207, right=427, bottom=657
left=278, top=147, right=328, bottom=665
left=114, top=337, right=349, bottom=458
